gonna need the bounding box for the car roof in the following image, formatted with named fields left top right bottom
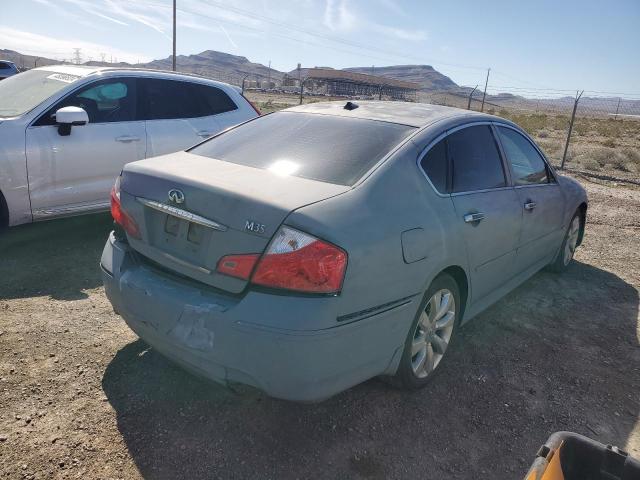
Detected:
left=284, top=101, right=497, bottom=128
left=32, top=65, right=237, bottom=89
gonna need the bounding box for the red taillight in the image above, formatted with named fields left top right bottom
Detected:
left=216, top=253, right=260, bottom=280
left=110, top=177, right=140, bottom=239
left=252, top=227, right=347, bottom=294
left=242, top=94, right=261, bottom=115
left=215, top=227, right=347, bottom=294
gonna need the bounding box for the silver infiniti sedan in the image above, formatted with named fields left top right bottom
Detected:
left=101, top=101, right=587, bottom=402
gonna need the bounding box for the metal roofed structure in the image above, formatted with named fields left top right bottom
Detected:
left=283, top=68, right=421, bottom=101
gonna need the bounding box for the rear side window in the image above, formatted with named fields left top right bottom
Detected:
left=420, top=138, right=448, bottom=193
left=140, top=79, right=237, bottom=120
left=190, top=83, right=237, bottom=116
left=448, top=125, right=506, bottom=193
left=497, top=126, right=549, bottom=185
left=190, top=112, right=416, bottom=186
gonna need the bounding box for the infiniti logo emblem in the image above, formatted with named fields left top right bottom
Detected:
left=168, top=189, right=185, bottom=204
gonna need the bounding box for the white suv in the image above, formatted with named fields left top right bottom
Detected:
left=0, top=65, right=259, bottom=227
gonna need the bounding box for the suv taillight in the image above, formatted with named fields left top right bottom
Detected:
left=241, top=93, right=262, bottom=115
left=216, top=226, right=347, bottom=294
left=110, top=176, right=141, bottom=239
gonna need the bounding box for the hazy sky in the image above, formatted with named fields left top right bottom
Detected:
left=1, top=0, right=639, bottom=96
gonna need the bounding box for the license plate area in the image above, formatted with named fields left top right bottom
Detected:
left=163, top=215, right=205, bottom=245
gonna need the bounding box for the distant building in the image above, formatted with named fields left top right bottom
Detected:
left=282, top=67, right=420, bottom=100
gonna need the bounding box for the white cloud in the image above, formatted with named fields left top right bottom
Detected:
left=322, top=0, right=426, bottom=41
left=323, top=0, right=356, bottom=31
left=0, top=27, right=150, bottom=63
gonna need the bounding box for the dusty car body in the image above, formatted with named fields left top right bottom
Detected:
left=101, top=101, right=587, bottom=402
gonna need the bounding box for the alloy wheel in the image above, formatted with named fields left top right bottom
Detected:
left=563, top=216, right=580, bottom=266
left=411, top=289, right=456, bottom=378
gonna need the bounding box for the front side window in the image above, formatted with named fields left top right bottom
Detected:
left=35, top=78, right=137, bottom=125
left=448, top=125, right=506, bottom=193
left=497, top=126, right=549, bottom=185
left=0, top=69, right=82, bottom=117
left=419, top=138, right=448, bottom=193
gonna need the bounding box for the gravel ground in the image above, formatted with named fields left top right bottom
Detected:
left=1, top=175, right=638, bottom=479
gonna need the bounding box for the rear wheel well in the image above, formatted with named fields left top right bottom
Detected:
left=440, top=265, right=468, bottom=323
left=577, top=202, right=587, bottom=246
left=0, top=190, right=8, bottom=230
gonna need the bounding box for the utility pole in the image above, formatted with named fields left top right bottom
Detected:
left=267, top=60, right=271, bottom=89
left=614, top=97, right=621, bottom=120
left=480, top=68, right=490, bottom=112
left=467, top=85, right=478, bottom=110
left=299, top=78, right=306, bottom=105
left=561, top=90, right=584, bottom=169
left=172, top=0, right=177, bottom=71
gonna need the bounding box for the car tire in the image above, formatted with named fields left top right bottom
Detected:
left=0, top=191, right=8, bottom=233
left=548, top=211, right=581, bottom=273
left=392, top=273, right=460, bottom=390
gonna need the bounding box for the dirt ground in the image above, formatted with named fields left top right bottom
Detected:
left=0, top=174, right=639, bottom=480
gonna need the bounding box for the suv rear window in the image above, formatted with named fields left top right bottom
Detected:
left=190, top=112, right=415, bottom=186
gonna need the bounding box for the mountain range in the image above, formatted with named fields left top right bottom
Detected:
left=2, top=48, right=638, bottom=114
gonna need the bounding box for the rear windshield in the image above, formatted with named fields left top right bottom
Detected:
left=190, top=112, right=416, bottom=186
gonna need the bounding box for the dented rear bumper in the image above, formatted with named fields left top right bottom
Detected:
left=100, top=233, right=407, bottom=401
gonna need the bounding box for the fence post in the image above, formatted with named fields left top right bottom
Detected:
left=467, top=85, right=478, bottom=110
left=378, top=85, right=383, bottom=100
left=560, top=90, right=583, bottom=169
left=241, top=74, right=249, bottom=94
left=480, top=68, right=490, bottom=112
left=614, top=97, right=621, bottom=120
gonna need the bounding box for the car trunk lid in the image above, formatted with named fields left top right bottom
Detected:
left=119, top=151, right=349, bottom=293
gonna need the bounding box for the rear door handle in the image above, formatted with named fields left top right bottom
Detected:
left=524, top=201, right=537, bottom=211
left=115, top=135, right=140, bottom=143
left=197, top=131, right=214, bottom=138
left=464, top=212, right=485, bottom=223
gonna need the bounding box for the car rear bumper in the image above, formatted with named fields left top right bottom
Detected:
left=100, top=233, right=412, bottom=401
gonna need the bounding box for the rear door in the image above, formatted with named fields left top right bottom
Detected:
left=495, top=125, right=565, bottom=271
left=139, top=78, right=242, bottom=157
left=447, top=124, right=522, bottom=303
left=26, top=77, right=145, bottom=217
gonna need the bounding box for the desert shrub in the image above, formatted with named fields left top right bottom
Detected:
left=601, top=138, right=616, bottom=148
left=574, top=123, right=589, bottom=136
left=621, top=147, right=640, bottom=166
left=580, top=158, right=600, bottom=171
left=538, top=130, right=549, bottom=138
left=550, top=115, right=569, bottom=130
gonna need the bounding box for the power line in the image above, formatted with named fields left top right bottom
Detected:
left=129, top=0, right=487, bottom=73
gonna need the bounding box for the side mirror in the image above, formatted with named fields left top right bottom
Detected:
left=55, top=106, right=89, bottom=136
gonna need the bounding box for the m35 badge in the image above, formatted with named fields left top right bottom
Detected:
left=245, top=220, right=266, bottom=234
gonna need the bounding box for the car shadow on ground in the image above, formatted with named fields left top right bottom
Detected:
left=0, top=213, right=112, bottom=301
left=102, top=260, right=639, bottom=479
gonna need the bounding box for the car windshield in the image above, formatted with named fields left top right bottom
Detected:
left=0, top=69, right=82, bottom=117
left=190, top=111, right=416, bottom=186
